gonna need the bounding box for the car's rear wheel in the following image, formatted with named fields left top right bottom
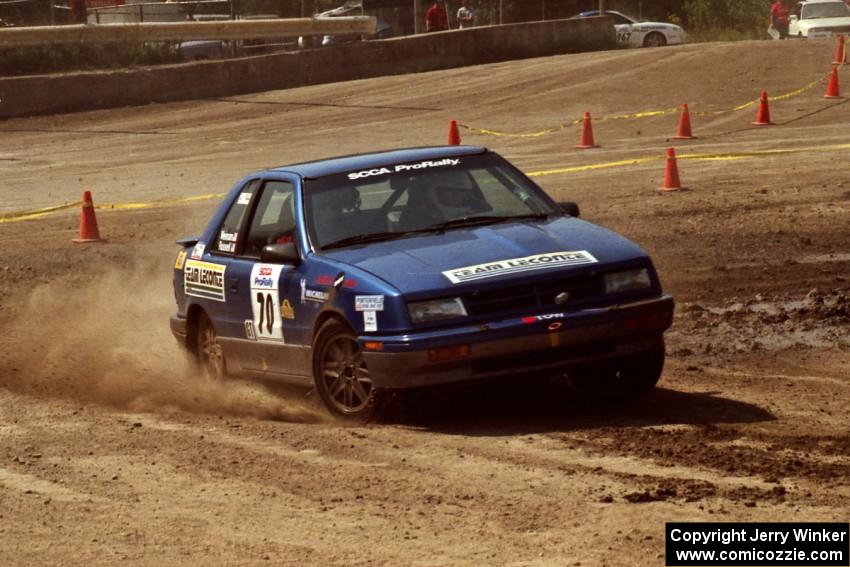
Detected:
left=313, top=319, right=383, bottom=420
left=568, top=346, right=665, bottom=403
left=197, top=313, right=226, bottom=379
left=643, top=32, right=667, bottom=47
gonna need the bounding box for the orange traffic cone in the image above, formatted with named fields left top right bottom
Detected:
left=575, top=111, right=599, bottom=149
left=658, top=148, right=684, bottom=192
left=834, top=34, right=847, bottom=65
left=824, top=66, right=841, bottom=99
left=447, top=120, right=461, bottom=145
left=72, top=190, right=103, bottom=243
left=752, top=91, right=772, bottom=126
left=673, top=103, right=695, bottom=139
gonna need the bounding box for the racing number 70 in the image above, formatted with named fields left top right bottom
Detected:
left=255, top=292, right=275, bottom=335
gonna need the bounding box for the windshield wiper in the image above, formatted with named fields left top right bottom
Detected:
left=321, top=231, right=407, bottom=250
left=424, top=213, right=549, bottom=232
left=320, top=214, right=549, bottom=251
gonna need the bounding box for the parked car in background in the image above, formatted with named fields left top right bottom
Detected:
left=789, top=0, right=850, bottom=38
left=570, top=10, right=686, bottom=48
left=170, top=146, right=675, bottom=420
left=299, top=1, right=393, bottom=48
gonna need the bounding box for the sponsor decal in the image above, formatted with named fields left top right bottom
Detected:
left=280, top=299, right=295, bottom=320
left=190, top=242, right=205, bottom=260
left=442, top=251, right=598, bottom=284
left=174, top=250, right=187, bottom=270
left=317, top=274, right=357, bottom=288
left=300, top=278, right=307, bottom=304
left=548, top=322, right=563, bottom=332
left=218, top=241, right=235, bottom=253
left=305, top=288, right=329, bottom=303
left=355, top=295, right=384, bottom=312
left=220, top=229, right=238, bottom=242
left=522, top=313, right=566, bottom=325
left=347, top=158, right=460, bottom=180
left=244, top=320, right=256, bottom=340
left=363, top=310, right=378, bottom=332
left=250, top=264, right=285, bottom=342
left=251, top=264, right=282, bottom=290
left=237, top=192, right=252, bottom=205
left=184, top=260, right=226, bottom=302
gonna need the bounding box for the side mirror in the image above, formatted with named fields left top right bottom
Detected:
left=261, top=242, right=300, bottom=264
left=557, top=201, right=580, bottom=218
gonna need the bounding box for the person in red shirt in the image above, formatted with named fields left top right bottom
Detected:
left=770, top=0, right=790, bottom=40
left=426, top=0, right=449, bottom=32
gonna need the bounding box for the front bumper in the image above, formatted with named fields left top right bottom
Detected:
left=362, top=294, right=674, bottom=389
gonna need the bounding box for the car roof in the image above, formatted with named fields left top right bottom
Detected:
left=269, top=145, right=489, bottom=179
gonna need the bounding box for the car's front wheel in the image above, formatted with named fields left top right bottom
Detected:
left=568, top=346, right=665, bottom=403
left=197, top=313, right=227, bottom=379
left=313, top=319, right=383, bottom=420
left=643, top=32, right=667, bottom=47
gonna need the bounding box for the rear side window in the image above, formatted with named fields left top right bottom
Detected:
left=215, top=180, right=260, bottom=254
left=244, top=181, right=296, bottom=258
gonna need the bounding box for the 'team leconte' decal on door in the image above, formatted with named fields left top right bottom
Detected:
left=184, top=260, right=226, bottom=302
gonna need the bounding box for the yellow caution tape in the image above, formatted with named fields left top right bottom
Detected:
left=465, top=70, right=836, bottom=137
left=528, top=142, right=850, bottom=178
left=0, top=201, right=81, bottom=224
left=0, top=193, right=225, bottom=225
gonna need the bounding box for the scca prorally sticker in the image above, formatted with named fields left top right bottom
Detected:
left=355, top=295, right=384, bottom=312
left=174, top=250, right=187, bottom=270
left=184, top=260, right=226, bottom=302
left=347, top=158, right=460, bottom=180
left=250, top=264, right=284, bottom=342
left=244, top=320, right=256, bottom=340
left=237, top=192, right=252, bottom=205
left=442, top=251, right=598, bottom=284
left=190, top=242, right=205, bottom=260
left=363, top=311, right=377, bottom=332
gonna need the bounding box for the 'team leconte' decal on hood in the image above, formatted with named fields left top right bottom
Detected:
left=347, top=159, right=460, bottom=180
left=184, top=260, right=227, bottom=301
left=442, top=251, right=598, bottom=284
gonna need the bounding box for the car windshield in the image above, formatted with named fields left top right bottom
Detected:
left=303, top=153, right=560, bottom=250
left=802, top=2, right=850, bottom=18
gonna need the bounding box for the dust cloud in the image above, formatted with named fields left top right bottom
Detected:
left=0, top=254, right=324, bottom=423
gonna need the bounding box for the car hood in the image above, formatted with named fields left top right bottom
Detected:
left=799, top=16, right=850, bottom=29
left=319, top=217, right=649, bottom=297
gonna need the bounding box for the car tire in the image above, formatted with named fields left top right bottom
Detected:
left=312, top=319, right=383, bottom=421
left=197, top=312, right=227, bottom=379
left=568, top=345, right=665, bottom=403
left=643, top=32, right=667, bottom=47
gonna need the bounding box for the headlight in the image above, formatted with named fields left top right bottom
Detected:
left=604, top=268, right=652, bottom=294
left=408, top=297, right=468, bottom=323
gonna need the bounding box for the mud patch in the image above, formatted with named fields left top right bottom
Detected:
left=0, top=255, right=323, bottom=423
left=671, top=287, right=850, bottom=355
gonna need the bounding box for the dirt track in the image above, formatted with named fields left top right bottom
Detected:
left=1, top=39, right=849, bottom=566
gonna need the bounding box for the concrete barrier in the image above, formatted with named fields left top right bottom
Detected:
left=0, top=16, right=615, bottom=119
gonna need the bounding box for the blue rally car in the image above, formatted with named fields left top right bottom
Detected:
left=170, top=146, right=674, bottom=419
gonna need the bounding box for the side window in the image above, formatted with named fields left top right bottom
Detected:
left=215, top=180, right=260, bottom=254
left=244, top=181, right=296, bottom=258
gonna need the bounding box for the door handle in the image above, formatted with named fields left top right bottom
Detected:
left=229, top=277, right=239, bottom=292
